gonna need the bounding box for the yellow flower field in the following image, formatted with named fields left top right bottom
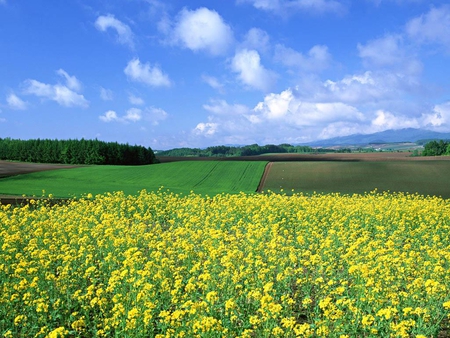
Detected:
left=1, top=189, right=449, bottom=337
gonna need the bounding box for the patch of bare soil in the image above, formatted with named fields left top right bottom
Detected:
left=256, top=162, right=273, bottom=193
left=0, top=161, right=80, bottom=204
left=158, top=152, right=450, bottom=163
left=0, top=160, right=80, bottom=178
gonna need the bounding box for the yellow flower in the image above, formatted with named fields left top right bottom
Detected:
left=46, top=327, right=68, bottom=338
left=206, top=291, right=219, bottom=304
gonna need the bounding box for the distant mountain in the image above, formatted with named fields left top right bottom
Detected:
left=305, top=128, right=450, bottom=147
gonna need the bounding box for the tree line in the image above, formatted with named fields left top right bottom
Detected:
left=422, top=140, right=450, bottom=156
left=0, top=138, right=156, bottom=165
left=157, top=144, right=352, bottom=157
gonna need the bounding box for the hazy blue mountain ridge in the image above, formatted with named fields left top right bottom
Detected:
left=305, top=128, right=450, bottom=147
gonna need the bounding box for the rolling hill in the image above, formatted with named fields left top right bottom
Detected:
left=306, top=128, right=450, bottom=147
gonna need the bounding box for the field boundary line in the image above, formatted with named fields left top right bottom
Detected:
left=256, top=162, right=273, bottom=193
left=192, top=162, right=219, bottom=188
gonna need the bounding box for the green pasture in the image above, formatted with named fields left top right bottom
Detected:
left=261, top=161, right=450, bottom=198
left=0, top=161, right=267, bottom=198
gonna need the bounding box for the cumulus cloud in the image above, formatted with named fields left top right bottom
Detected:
left=191, top=62, right=446, bottom=145
left=406, top=5, right=450, bottom=51
left=237, top=0, right=346, bottom=15
left=422, top=102, right=450, bottom=130
left=124, top=108, right=142, bottom=122
left=231, top=49, right=277, bottom=92
left=242, top=28, right=270, bottom=53
left=368, top=0, right=424, bottom=5
left=95, top=14, right=134, bottom=48
left=57, top=69, right=82, bottom=91
left=99, top=110, right=119, bottom=122
left=146, top=107, right=168, bottom=125
left=253, top=88, right=364, bottom=126
left=358, top=35, right=405, bottom=67
left=314, top=70, right=424, bottom=105
left=357, top=34, right=422, bottom=76
left=6, top=93, right=27, bottom=110
left=99, top=106, right=168, bottom=125
left=124, top=58, right=171, bottom=87
left=203, top=99, right=250, bottom=115
left=370, top=109, right=420, bottom=131
left=23, top=70, right=89, bottom=108
left=202, top=75, right=225, bottom=92
left=191, top=99, right=265, bottom=143
left=100, top=87, right=113, bottom=101
left=275, top=44, right=332, bottom=72
left=194, top=122, right=219, bottom=136
left=171, top=7, right=234, bottom=55
left=128, top=94, right=145, bottom=105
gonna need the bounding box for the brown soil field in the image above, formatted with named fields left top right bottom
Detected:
left=0, top=161, right=79, bottom=205
left=158, top=152, right=450, bottom=162
left=0, top=160, right=80, bottom=178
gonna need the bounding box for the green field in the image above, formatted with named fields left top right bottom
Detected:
left=0, top=161, right=267, bottom=198
left=261, top=161, right=450, bottom=198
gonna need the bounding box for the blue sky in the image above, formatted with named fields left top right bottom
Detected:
left=1, top=0, right=450, bottom=150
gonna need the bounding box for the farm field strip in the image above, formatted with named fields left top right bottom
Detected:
left=260, top=161, right=450, bottom=198
left=0, top=161, right=267, bottom=198
left=1, top=190, right=449, bottom=337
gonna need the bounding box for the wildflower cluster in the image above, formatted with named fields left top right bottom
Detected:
left=1, top=189, right=449, bottom=337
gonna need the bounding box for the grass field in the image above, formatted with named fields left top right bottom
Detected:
left=260, top=161, right=450, bottom=198
left=0, top=161, right=267, bottom=198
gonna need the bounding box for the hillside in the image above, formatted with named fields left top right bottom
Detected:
left=306, top=128, right=450, bottom=147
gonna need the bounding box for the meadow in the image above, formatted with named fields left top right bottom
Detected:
left=0, top=161, right=267, bottom=198
left=260, top=161, right=450, bottom=198
left=1, top=156, right=450, bottom=337
left=1, top=190, right=449, bottom=337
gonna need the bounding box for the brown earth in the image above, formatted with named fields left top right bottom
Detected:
left=0, top=161, right=80, bottom=205
left=256, top=162, right=272, bottom=193
left=0, top=160, right=80, bottom=178
left=158, top=152, right=450, bottom=163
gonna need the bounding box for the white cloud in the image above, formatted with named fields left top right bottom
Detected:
left=128, top=94, right=145, bottom=105
left=368, top=0, right=424, bottom=5
left=406, top=5, right=450, bottom=51
left=124, top=58, right=171, bottom=87
left=52, top=85, right=89, bottom=107
left=203, top=99, right=250, bottom=115
left=242, top=28, right=270, bottom=53
left=231, top=49, right=277, bottom=92
left=274, top=44, right=332, bottom=72
left=146, top=107, right=168, bottom=125
left=7, top=93, right=27, bottom=110
left=100, top=87, right=113, bottom=101
left=370, top=109, right=420, bottom=131
left=316, top=70, right=420, bottom=104
left=172, top=7, right=234, bottom=56
left=99, top=106, right=168, bottom=125
left=23, top=73, right=89, bottom=108
left=56, top=69, right=82, bottom=91
left=95, top=14, right=134, bottom=48
left=237, top=0, right=346, bottom=15
left=422, top=102, right=450, bottom=130
left=194, top=122, right=219, bottom=136
left=202, top=75, right=225, bottom=92
left=358, top=35, right=404, bottom=67
left=191, top=61, right=442, bottom=145
left=357, top=34, right=422, bottom=76
left=191, top=99, right=266, bottom=143
left=124, top=108, right=142, bottom=122
left=99, top=110, right=119, bottom=122
left=253, top=88, right=364, bottom=126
